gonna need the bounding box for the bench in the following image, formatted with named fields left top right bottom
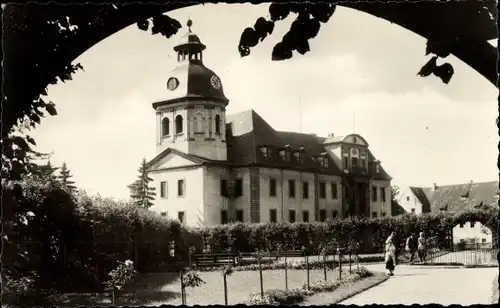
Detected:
left=192, top=252, right=237, bottom=268
left=271, top=250, right=304, bottom=259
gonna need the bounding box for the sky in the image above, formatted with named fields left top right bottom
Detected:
left=32, top=3, right=498, bottom=199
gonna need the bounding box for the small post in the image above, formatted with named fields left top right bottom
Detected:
left=337, top=247, right=342, bottom=281
left=306, top=254, right=310, bottom=290
left=112, top=289, right=116, bottom=306
left=180, top=270, right=186, bottom=305
left=323, top=254, right=327, bottom=281
left=284, top=257, right=288, bottom=290
left=349, top=250, right=352, bottom=274
left=223, top=273, right=228, bottom=305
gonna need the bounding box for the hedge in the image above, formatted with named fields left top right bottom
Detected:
left=186, top=208, right=498, bottom=254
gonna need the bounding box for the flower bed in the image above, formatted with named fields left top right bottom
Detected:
left=243, top=267, right=373, bottom=305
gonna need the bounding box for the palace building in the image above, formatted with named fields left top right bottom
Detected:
left=145, top=19, right=393, bottom=227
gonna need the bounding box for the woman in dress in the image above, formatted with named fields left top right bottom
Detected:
left=385, top=232, right=397, bottom=276
left=417, top=232, right=427, bottom=263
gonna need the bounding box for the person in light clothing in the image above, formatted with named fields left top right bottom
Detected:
left=417, top=232, right=427, bottom=262
left=385, top=232, right=397, bottom=276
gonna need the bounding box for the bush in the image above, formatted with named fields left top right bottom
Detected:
left=189, top=209, right=498, bottom=254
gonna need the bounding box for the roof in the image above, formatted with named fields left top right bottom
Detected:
left=410, top=181, right=499, bottom=213
left=146, top=148, right=226, bottom=171
left=225, top=109, right=392, bottom=179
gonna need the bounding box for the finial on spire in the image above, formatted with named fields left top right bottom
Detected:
left=187, top=16, right=193, bottom=32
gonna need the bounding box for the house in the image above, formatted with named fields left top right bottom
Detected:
left=398, top=181, right=498, bottom=247
left=144, top=19, right=393, bottom=227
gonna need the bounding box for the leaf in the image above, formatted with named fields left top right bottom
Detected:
left=26, top=136, right=37, bottom=146
left=268, top=3, right=291, bottom=21
left=433, top=62, right=454, bottom=84
left=137, top=19, right=149, bottom=31
left=45, top=102, right=58, bottom=116
left=417, top=56, right=438, bottom=78
left=426, top=40, right=451, bottom=58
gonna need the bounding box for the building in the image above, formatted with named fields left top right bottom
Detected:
left=145, top=19, right=392, bottom=227
left=398, top=181, right=498, bottom=247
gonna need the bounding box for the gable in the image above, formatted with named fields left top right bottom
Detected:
left=149, top=152, right=200, bottom=170
left=343, top=134, right=368, bottom=147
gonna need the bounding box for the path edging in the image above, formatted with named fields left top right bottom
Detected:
left=333, top=272, right=389, bottom=304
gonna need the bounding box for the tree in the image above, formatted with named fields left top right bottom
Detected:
left=58, top=162, right=77, bottom=193
left=391, top=185, right=406, bottom=216
left=31, top=159, right=59, bottom=182
left=130, top=158, right=155, bottom=209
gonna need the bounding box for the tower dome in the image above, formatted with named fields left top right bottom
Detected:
left=153, top=19, right=229, bottom=108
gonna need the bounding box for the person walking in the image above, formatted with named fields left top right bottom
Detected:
left=385, top=234, right=397, bottom=276
left=405, top=233, right=418, bottom=264
left=417, top=232, right=427, bottom=263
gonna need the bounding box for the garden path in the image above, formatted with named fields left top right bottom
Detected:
left=339, top=264, right=497, bottom=305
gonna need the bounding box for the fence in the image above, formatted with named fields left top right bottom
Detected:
left=398, top=247, right=499, bottom=267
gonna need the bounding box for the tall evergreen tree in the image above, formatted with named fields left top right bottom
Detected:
left=58, top=162, right=77, bottom=192
left=33, top=159, right=59, bottom=181
left=130, top=158, right=155, bottom=209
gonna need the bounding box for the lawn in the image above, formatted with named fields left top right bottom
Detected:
left=49, top=268, right=354, bottom=306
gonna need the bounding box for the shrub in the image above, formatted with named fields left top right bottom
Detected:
left=192, top=208, right=498, bottom=254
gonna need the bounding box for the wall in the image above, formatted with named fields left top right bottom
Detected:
left=149, top=166, right=204, bottom=228
left=370, top=180, right=392, bottom=217
left=398, top=187, right=423, bottom=215
left=317, top=174, right=343, bottom=219
left=259, top=168, right=342, bottom=222
left=452, top=221, right=493, bottom=245
left=202, top=165, right=232, bottom=225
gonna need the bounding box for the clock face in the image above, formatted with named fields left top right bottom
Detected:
left=167, top=77, right=179, bottom=91
left=210, top=75, right=221, bottom=89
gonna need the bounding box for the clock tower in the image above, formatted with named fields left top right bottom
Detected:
left=152, top=19, right=229, bottom=161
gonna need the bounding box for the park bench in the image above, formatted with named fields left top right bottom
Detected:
left=271, top=250, right=304, bottom=260
left=192, top=252, right=237, bottom=268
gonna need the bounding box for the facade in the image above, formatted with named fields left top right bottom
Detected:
left=145, top=19, right=392, bottom=227
left=398, top=181, right=498, bottom=246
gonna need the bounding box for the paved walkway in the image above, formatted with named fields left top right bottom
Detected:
left=340, top=264, right=497, bottom=305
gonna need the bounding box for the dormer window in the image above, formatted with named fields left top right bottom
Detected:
left=260, top=146, right=270, bottom=159
left=279, top=146, right=291, bottom=162
left=316, top=156, right=328, bottom=168
left=293, top=150, right=305, bottom=164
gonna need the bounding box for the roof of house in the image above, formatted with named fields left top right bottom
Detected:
left=147, top=109, right=392, bottom=180
left=225, top=109, right=391, bottom=179
left=411, top=181, right=499, bottom=212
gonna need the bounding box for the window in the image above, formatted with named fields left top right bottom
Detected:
left=269, top=178, right=277, bottom=197
left=319, top=182, right=326, bottom=199
left=161, top=212, right=167, bottom=217
left=332, top=210, right=338, bottom=218
left=175, top=115, right=183, bottom=134
left=459, top=223, right=464, bottom=228
left=235, top=179, right=243, bottom=197
left=302, top=210, right=309, bottom=222
left=381, top=187, right=386, bottom=202
left=220, top=210, right=228, bottom=224
left=376, top=164, right=380, bottom=173
left=360, top=158, right=366, bottom=169
left=162, top=118, right=170, bottom=136
left=220, top=179, right=228, bottom=196
left=160, top=181, right=167, bottom=198
left=195, top=113, right=204, bottom=133
left=406, top=196, right=410, bottom=201
left=236, top=210, right=244, bottom=222
left=178, top=179, right=185, bottom=197
left=381, top=212, right=386, bottom=217
left=352, top=157, right=358, bottom=167
left=260, top=146, right=270, bottom=159
left=371, top=186, right=377, bottom=202
left=344, top=185, right=349, bottom=199
left=470, top=222, right=476, bottom=228
left=269, top=209, right=277, bottom=223
left=482, top=238, right=486, bottom=243
left=288, top=210, right=296, bottom=223
left=343, top=157, right=349, bottom=168
left=372, top=211, right=378, bottom=218
left=331, top=182, right=338, bottom=199
left=302, top=181, right=309, bottom=199
left=411, top=208, right=416, bottom=214
left=319, top=209, right=327, bottom=222
left=214, top=114, right=221, bottom=134
left=288, top=180, right=296, bottom=198
left=178, top=211, right=185, bottom=223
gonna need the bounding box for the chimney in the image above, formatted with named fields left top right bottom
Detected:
left=432, top=183, right=438, bottom=191
left=328, top=133, right=335, bottom=137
